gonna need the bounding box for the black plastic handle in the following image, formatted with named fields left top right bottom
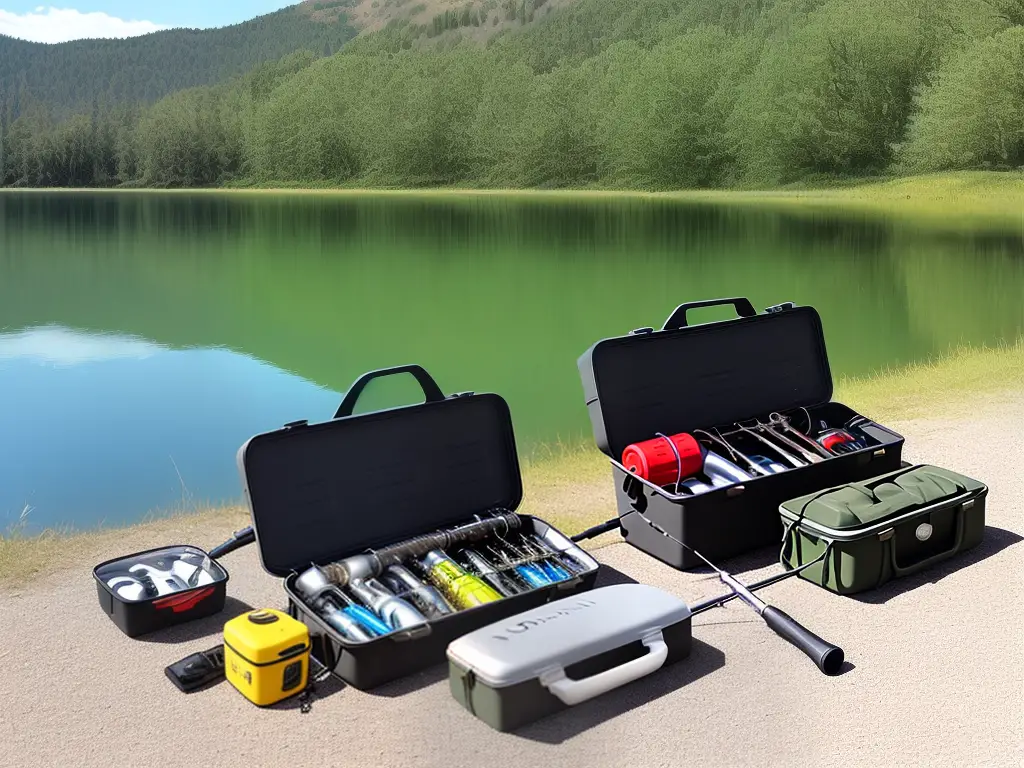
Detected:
left=762, top=606, right=845, bottom=675
left=662, top=297, right=757, bottom=330
left=334, top=364, right=445, bottom=419
left=208, top=527, right=255, bottom=559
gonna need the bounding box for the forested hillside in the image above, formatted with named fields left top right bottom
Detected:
left=2, top=0, right=1023, bottom=190
left=0, top=2, right=357, bottom=118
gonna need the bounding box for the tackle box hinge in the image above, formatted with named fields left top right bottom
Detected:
left=283, top=420, right=308, bottom=429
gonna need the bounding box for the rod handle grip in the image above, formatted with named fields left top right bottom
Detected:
left=208, top=526, right=255, bottom=559
left=762, top=606, right=845, bottom=676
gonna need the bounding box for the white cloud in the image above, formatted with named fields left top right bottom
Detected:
left=0, top=6, right=169, bottom=44
left=0, top=326, right=165, bottom=366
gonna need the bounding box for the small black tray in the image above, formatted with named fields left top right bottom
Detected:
left=93, top=544, right=229, bottom=638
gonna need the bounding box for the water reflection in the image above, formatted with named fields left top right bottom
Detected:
left=0, top=326, right=340, bottom=534
left=1, top=192, right=1021, bottom=532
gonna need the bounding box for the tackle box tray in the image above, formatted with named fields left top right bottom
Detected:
left=577, top=298, right=906, bottom=570
left=237, top=364, right=601, bottom=691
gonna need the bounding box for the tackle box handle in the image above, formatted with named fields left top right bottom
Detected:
left=887, top=498, right=969, bottom=578
left=537, top=631, right=668, bottom=707
left=662, top=297, right=757, bottom=330
left=334, top=364, right=446, bottom=418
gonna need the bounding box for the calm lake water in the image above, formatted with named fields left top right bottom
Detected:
left=1, top=192, right=1022, bottom=534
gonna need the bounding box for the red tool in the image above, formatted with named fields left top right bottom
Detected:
left=621, top=433, right=703, bottom=487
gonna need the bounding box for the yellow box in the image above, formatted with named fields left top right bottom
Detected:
left=223, top=608, right=310, bottom=706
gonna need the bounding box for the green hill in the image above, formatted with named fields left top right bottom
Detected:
left=0, top=2, right=358, bottom=118
left=2, top=0, right=1023, bottom=190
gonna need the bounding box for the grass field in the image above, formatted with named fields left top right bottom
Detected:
left=2, top=338, right=1021, bottom=587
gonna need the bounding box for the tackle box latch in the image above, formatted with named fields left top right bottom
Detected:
left=629, top=327, right=654, bottom=336
left=283, top=420, right=308, bottom=429
left=765, top=302, right=795, bottom=313
left=878, top=528, right=895, bottom=542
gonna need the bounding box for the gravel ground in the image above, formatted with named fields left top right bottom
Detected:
left=2, top=397, right=1021, bottom=768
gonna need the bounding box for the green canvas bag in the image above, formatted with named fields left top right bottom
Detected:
left=779, top=464, right=987, bottom=595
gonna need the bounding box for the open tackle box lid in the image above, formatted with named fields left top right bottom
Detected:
left=577, top=298, right=833, bottom=460
left=236, top=364, right=523, bottom=578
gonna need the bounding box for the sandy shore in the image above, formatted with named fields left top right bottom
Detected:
left=2, top=395, right=1021, bottom=768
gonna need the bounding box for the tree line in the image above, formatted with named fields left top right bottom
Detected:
left=2, top=0, right=1022, bottom=190
left=0, top=4, right=356, bottom=119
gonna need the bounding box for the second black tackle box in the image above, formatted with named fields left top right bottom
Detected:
left=577, top=297, right=906, bottom=570
left=237, top=364, right=601, bottom=690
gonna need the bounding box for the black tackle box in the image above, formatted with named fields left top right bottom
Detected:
left=93, top=544, right=229, bottom=638
left=577, top=298, right=906, bottom=570
left=236, top=364, right=601, bottom=691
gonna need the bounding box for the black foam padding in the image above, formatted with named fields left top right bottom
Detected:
left=239, top=394, right=522, bottom=576
left=578, top=306, right=832, bottom=459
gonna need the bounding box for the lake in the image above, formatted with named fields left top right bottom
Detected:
left=1, top=191, right=1022, bottom=534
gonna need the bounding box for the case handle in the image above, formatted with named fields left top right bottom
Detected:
left=538, top=631, right=668, bottom=707
left=887, top=500, right=969, bottom=578
left=334, top=364, right=446, bottom=419
left=662, top=297, right=757, bottom=331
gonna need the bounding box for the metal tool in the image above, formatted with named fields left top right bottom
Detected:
left=731, top=422, right=808, bottom=469
left=570, top=515, right=845, bottom=676
left=305, top=512, right=521, bottom=589
left=348, top=578, right=429, bottom=631
left=768, top=412, right=833, bottom=459
left=514, top=535, right=572, bottom=582
left=694, top=429, right=775, bottom=478
left=380, top=564, right=454, bottom=619
left=459, top=548, right=525, bottom=597
left=756, top=418, right=826, bottom=464
left=526, top=533, right=590, bottom=574
left=485, top=543, right=552, bottom=589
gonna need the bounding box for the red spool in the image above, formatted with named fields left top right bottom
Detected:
left=621, top=432, right=703, bottom=487
left=819, top=429, right=855, bottom=453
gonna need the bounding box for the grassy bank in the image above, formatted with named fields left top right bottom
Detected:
left=3, top=338, right=1020, bottom=587
left=7, top=172, right=1024, bottom=233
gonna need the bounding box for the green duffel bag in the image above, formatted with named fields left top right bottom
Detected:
left=779, top=464, right=988, bottom=595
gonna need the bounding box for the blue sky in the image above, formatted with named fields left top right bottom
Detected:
left=0, top=2, right=299, bottom=42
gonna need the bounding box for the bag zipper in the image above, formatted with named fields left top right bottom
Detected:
left=779, top=490, right=977, bottom=541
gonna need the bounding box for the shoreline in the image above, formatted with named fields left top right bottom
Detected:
left=3, top=339, right=1021, bottom=588
left=3, top=171, right=1023, bottom=233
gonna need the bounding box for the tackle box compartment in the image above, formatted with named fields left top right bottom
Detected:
left=779, top=464, right=987, bottom=595
left=577, top=298, right=906, bottom=570
left=237, top=364, right=601, bottom=691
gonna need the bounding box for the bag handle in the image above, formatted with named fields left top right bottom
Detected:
left=334, top=364, right=446, bottom=419
left=887, top=500, right=969, bottom=578
left=538, top=631, right=668, bottom=706
left=662, top=297, right=757, bottom=331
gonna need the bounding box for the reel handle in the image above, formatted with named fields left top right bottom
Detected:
left=762, top=606, right=845, bottom=675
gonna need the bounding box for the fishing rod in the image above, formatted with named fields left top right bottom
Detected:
left=571, top=515, right=845, bottom=676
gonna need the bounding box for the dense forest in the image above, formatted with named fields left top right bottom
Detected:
left=2, top=0, right=1023, bottom=190
left=0, top=2, right=357, bottom=117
